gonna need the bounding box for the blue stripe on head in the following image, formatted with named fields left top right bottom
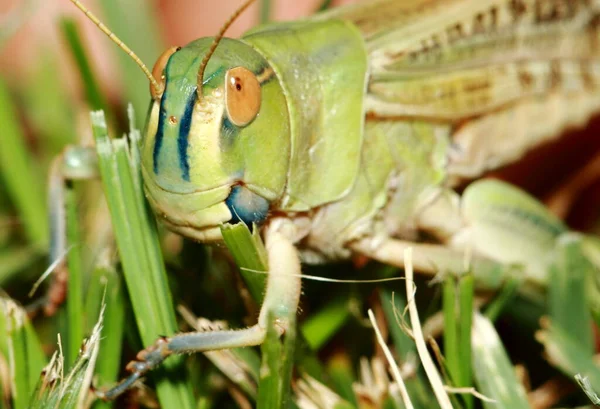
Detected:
left=152, top=86, right=168, bottom=174
left=177, top=88, right=197, bottom=182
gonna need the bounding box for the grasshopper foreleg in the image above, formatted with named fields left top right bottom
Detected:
left=97, top=224, right=302, bottom=400
left=96, top=326, right=267, bottom=400
left=29, top=146, right=98, bottom=316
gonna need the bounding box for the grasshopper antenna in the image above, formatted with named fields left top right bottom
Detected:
left=196, top=0, right=256, bottom=98
left=69, top=0, right=162, bottom=96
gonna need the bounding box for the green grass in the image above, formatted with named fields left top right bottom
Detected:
left=91, top=110, right=195, bottom=408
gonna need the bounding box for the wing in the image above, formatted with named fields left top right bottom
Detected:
left=319, top=0, right=600, bottom=179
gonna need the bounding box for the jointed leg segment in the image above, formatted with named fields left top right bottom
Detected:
left=97, top=223, right=302, bottom=400
left=96, top=326, right=268, bottom=400
left=29, top=146, right=98, bottom=316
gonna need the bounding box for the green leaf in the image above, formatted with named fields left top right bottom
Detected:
left=221, top=222, right=268, bottom=303
left=472, top=313, right=531, bottom=409
left=90, top=110, right=195, bottom=408
left=0, top=78, right=48, bottom=251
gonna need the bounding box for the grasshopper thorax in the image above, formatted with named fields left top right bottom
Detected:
left=141, top=37, right=291, bottom=242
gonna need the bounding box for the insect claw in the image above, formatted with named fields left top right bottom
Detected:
left=24, top=263, right=70, bottom=318
left=95, top=371, right=144, bottom=401
left=125, top=360, right=148, bottom=373
left=90, top=382, right=103, bottom=399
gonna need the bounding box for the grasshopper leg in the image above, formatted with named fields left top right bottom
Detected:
left=352, top=179, right=574, bottom=290
left=349, top=237, right=507, bottom=290
left=97, top=224, right=302, bottom=400
left=28, top=146, right=98, bottom=316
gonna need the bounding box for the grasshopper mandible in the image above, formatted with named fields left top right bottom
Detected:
left=59, top=0, right=600, bottom=400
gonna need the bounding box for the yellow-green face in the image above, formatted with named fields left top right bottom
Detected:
left=141, top=37, right=291, bottom=241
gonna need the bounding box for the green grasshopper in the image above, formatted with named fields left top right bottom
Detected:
left=62, top=0, right=600, bottom=400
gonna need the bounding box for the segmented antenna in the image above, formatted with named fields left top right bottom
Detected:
left=69, top=0, right=162, bottom=95
left=196, top=0, right=256, bottom=97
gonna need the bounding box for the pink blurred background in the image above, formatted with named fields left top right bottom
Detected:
left=0, top=0, right=358, bottom=99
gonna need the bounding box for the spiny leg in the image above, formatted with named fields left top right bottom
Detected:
left=28, top=146, right=98, bottom=316
left=96, top=224, right=302, bottom=401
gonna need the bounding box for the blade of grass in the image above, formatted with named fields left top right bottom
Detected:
left=380, top=289, right=437, bottom=409
left=90, top=110, right=194, bottom=408
left=368, top=308, right=414, bottom=409
left=256, top=311, right=296, bottom=409
left=403, top=248, right=452, bottom=409
left=458, top=274, right=474, bottom=409
left=221, top=222, right=268, bottom=303
left=0, top=298, right=46, bottom=409
left=472, top=313, right=531, bottom=409
left=580, top=235, right=600, bottom=325
left=443, top=277, right=460, bottom=385
left=60, top=18, right=108, bottom=112
left=483, top=277, right=521, bottom=322
left=22, top=53, right=76, bottom=157
left=0, top=299, right=7, bottom=406
left=548, top=234, right=593, bottom=353
left=65, top=185, right=84, bottom=369
left=301, top=294, right=350, bottom=350
left=536, top=320, right=600, bottom=391
left=96, top=0, right=163, bottom=125
left=0, top=78, right=48, bottom=251
left=29, top=306, right=103, bottom=409
left=380, top=289, right=413, bottom=352
left=85, top=263, right=124, bottom=409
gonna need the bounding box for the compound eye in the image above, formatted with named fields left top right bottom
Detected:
left=150, top=46, right=180, bottom=99
left=225, top=67, right=261, bottom=126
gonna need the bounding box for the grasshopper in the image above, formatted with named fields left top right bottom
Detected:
left=59, top=0, right=600, bottom=400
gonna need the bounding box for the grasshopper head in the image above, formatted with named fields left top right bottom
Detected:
left=141, top=38, right=291, bottom=241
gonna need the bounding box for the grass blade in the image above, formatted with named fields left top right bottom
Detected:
left=537, top=320, right=600, bottom=392
left=443, top=276, right=460, bottom=385
left=65, top=185, right=83, bottom=369
left=458, top=274, right=474, bottom=409
left=256, top=311, right=296, bottom=409
left=0, top=78, right=48, bottom=251
left=483, top=277, right=521, bottom=322
left=96, top=0, right=163, bottom=125
left=85, top=263, right=124, bottom=409
left=221, top=222, right=268, bottom=303
left=301, top=294, right=350, bottom=350
left=90, top=110, right=194, bottom=408
left=548, top=234, right=593, bottom=353
left=0, top=298, right=46, bottom=409
left=472, top=313, right=531, bottom=409
left=60, top=18, right=108, bottom=112
left=29, top=306, right=104, bottom=409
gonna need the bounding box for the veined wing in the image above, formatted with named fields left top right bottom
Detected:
left=319, top=0, right=600, bottom=179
